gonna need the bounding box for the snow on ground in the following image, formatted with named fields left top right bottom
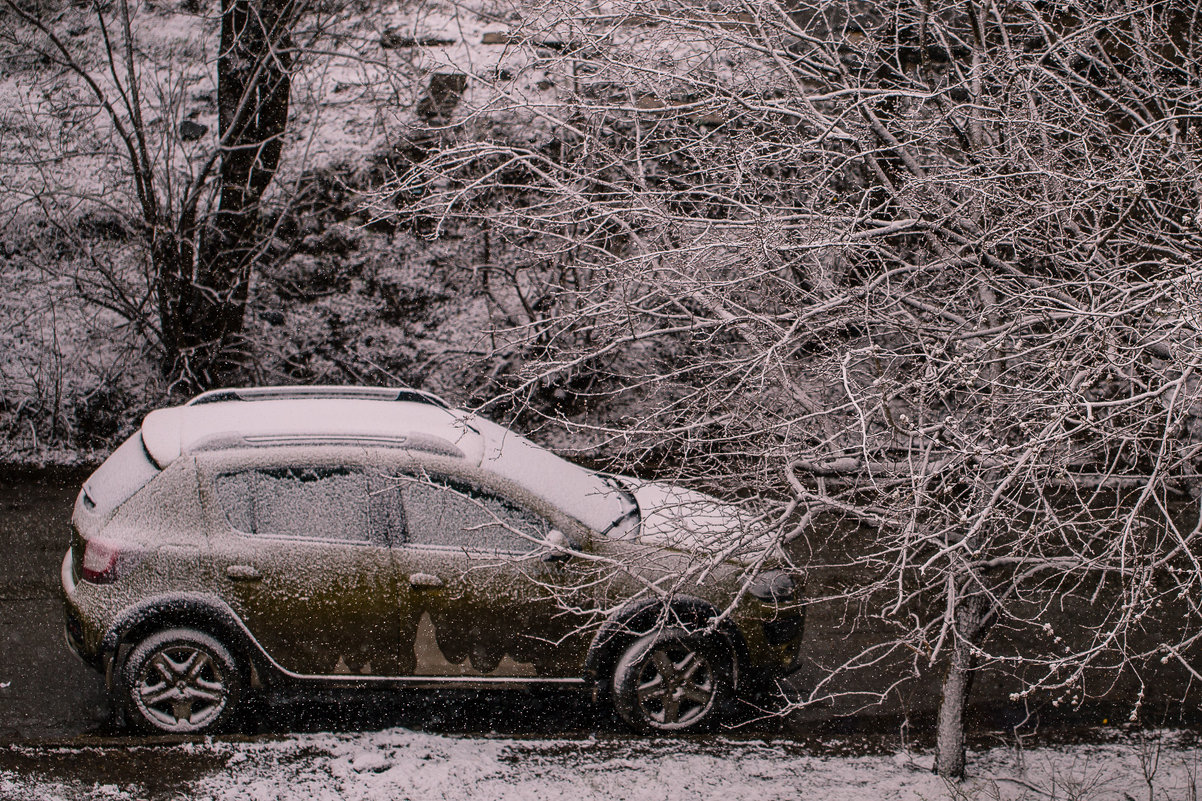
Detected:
left=2, top=729, right=1201, bottom=801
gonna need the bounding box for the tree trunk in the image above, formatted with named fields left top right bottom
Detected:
left=155, top=229, right=198, bottom=382
left=934, top=591, right=995, bottom=779
left=160, top=0, right=294, bottom=391
left=934, top=627, right=976, bottom=778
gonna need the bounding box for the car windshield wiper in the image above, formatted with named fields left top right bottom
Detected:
left=599, top=475, right=639, bottom=536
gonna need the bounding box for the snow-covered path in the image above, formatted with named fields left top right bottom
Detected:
left=2, top=729, right=1200, bottom=801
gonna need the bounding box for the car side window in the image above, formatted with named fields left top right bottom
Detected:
left=214, top=466, right=372, bottom=543
left=396, top=474, right=548, bottom=554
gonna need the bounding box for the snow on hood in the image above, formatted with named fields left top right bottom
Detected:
left=629, top=480, right=777, bottom=561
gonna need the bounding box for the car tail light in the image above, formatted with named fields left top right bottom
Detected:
left=81, top=539, right=121, bottom=584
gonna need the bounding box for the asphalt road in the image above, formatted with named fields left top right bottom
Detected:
left=0, top=467, right=107, bottom=742
left=2, top=466, right=1181, bottom=748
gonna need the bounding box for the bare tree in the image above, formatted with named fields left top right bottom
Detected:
left=3, top=0, right=310, bottom=390
left=373, top=0, right=1202, bottom=777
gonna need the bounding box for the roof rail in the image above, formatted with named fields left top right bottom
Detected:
left=186, top=385, right=451, bottom=409
left=188, top=432, right=466, bottom=459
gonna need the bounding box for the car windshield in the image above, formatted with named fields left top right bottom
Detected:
left=474, top=419, right=636, bottom=535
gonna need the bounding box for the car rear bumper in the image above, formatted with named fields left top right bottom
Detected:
left=61, top=551, right=104, bottom=672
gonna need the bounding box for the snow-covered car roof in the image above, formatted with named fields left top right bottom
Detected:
left=141, top=396, right=486, bottom=467
left=138, top=387, right=628, bottom=533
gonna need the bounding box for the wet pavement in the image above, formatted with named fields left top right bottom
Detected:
left=0, top=467, right=107, bottom=742
left=3, top=464, right=1201, bottom=799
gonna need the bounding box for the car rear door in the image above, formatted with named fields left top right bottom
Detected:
left=199, top=451, right=404, bottom=678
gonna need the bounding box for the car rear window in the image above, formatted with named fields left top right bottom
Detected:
left=215, top=466, right=372, bottom=543
left=80, top=433, right=162, bottom=518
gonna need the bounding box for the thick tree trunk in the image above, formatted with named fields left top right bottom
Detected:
left=933, top=591, right=995, bottom=780
left=160, top=0, right=294, bottom=390
left=934, top=630, right=976, bottom=778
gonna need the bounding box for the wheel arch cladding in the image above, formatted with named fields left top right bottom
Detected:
left=104, top=594, right=264, bottom=683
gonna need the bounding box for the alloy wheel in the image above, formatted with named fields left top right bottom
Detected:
left=633, top=642, right=717, bottom=727
left=133, top=643, right=230, bottom=732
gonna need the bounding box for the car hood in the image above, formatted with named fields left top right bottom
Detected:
left=628, top=480, right=778, bottom=562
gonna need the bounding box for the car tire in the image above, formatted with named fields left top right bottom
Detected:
left=121, top=628, right=242, bottom=735
left=611, top=627, right=732, bottom=733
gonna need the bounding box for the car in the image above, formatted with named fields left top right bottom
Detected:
left=61, top=386, right=805, bottom=734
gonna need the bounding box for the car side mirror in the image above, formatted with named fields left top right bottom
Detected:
left=541, top=529, right=577, bottom=563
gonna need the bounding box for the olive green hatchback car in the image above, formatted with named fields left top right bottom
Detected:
left=62, top=387, right=804, bottom=734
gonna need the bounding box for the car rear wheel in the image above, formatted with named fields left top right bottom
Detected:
left=611, top=627, right=732, bottom=733
left=121, top=628, right=242, bottom=734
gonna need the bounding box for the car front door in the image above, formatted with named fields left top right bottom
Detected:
left=200, top=454, right=403, bottom=677
left=380, top=466, right=597, bottom=679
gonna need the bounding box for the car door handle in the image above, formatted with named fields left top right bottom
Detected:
left=409, top=573, right=444, bottom=589
left=225, top=565, right=262, bottom=582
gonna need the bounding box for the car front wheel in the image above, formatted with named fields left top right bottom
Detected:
left=120, top=628, right=242, bottom=734
left=611, top=627, right=732, bottom=733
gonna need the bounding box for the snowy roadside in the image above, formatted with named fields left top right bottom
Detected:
left=2, top=728, right=1200, bottom=801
